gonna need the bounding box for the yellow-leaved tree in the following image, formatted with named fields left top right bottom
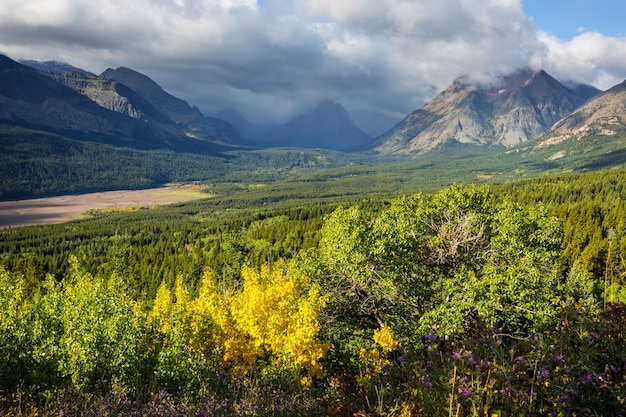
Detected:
left=149, top=260, right=329, bottom=384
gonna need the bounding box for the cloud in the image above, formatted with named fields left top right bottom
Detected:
left=539, top=31, right=626, bottom=89
left=0, top=0, right=624, bottom=134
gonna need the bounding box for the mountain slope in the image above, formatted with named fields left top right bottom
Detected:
left=263, top=100, right=372, bottom=151
left=0, top=54, right=130, bottom=136
left=101, top=67, right=242, bottom=144
left=375, top=69, right=595, bottom=154
left=544, top=80, right=626, bottom=142
left=1, top=55, right=230, bottom=152
left=46, top=70, right=183, bottom=136
left=511, top=79, right=626, bottom=171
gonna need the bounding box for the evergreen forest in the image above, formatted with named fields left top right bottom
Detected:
left=1, top=168, right=626, bottom=416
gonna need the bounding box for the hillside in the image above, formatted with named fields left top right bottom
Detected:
left=542, top=79, right=626, bottom=142
left=101, top=67, right=243, bottom=145
left=0, top=55, right=230, bottom=152
left=507, top=79, right=626, bottom=171
left=47, top=70, right=184, bottom=136
left=1, top=169, right=626, bottom=415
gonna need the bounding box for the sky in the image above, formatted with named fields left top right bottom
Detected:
left=1, top=0, right=625, bottom=135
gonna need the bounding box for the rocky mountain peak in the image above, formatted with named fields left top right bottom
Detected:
left=374, top=68, right=596, bottom=154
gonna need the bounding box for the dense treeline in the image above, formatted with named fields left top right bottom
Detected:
left=1, top=172, right=626, bottom=416
left=0, top=124, right=372, bottom=199
left=2, top=170, right=625, bottom=299
left=496, top=170, right=626, bottom=300
left=0, top=201, right=343, bottom=298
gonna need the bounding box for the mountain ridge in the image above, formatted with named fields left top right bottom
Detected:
left=526, top=79, right=626, bottom=155
left=0, top=55, right=242, bottom=152
left=101, top=67, right=243, bottom=145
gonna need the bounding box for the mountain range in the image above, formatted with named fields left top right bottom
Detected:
left=4, top=53, right=625, bottom=157
left=1, top=55, right=372, bottom=152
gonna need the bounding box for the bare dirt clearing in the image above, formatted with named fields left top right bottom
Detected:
left=0, top=186, right=210, bottom=229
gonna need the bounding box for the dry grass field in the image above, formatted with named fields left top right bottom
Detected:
left=0, top=185, right=210, bottom=229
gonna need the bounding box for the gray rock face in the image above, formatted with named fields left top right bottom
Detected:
left=0, top=54, right=118, bottom=134
left=375, top=70, right=595, bottom=154
left=544, top=80, right=626, bottom=141
left=47, top=71, right=183, bottom=136
left=101, top=67, right=242, bottom=144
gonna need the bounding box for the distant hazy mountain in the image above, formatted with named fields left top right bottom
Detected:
left=101, top=67, right=242, bottom=145
left=263, top=100, right=372, bottom=151
left=375, top=69, right=597, bottom=154
left=214, top=108, right=275, bottom=142
left=562, top=81, right=603, bottom=101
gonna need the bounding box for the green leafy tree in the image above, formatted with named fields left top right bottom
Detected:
left=318, top=185, right=587, bottom=348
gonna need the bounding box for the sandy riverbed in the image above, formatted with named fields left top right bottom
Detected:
left=0, top=186, right=210, bottom=229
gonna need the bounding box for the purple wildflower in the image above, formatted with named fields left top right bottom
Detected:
left=515, top=355, right=525, bottom=362
left=468, top=354, right=477, bottom=365
left=583, top=374, right=593, bottom=383
left=538, top=369, right=550, bottom=379
left=452, top=351, right=460, bottom=360
left=555, top=354, right=565, bottom=363
left=461, top=387, right=473, bottom=397
left=424, top=380, right=433, bottom=388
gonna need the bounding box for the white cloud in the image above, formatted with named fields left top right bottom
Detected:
left=539, top=31, right=626, bottom=89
